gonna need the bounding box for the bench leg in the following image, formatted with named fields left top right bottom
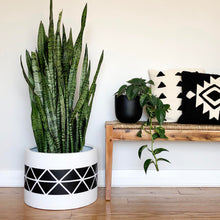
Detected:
left=105, top=125, right=113, bottom=201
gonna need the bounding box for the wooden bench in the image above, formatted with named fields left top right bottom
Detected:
left=105, top=121, right=220, bottom=200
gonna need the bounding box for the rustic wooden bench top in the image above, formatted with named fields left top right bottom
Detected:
left=105, top=121, right=220, bottom=200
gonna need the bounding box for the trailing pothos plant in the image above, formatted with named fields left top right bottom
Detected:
left=20, top=0, right=104, bottom=153
left=116, top=78, right=171, bottom=173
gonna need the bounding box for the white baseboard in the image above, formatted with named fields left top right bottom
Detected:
left=0, top=171, right=24, bottom=187
left=98, top=170, right=220, bottom=187
left=1, top=170, right=220, bottom=187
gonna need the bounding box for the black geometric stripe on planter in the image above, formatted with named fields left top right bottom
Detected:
left=24, top=163, right=98, bottom=195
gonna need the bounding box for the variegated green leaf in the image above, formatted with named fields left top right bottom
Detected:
left=38, top=21, right=47, bottom=69
left=31, top=101, right=46, bottom=152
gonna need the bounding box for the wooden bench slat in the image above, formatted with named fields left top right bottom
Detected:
left=106, top=121, right=220, bottom=131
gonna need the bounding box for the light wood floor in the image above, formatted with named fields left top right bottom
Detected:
left=1, top=187, right=220, bottom=219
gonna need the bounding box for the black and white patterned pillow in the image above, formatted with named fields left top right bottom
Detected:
left=178, top=71, right=220, bottom=125
left=148, top=69, right=205, bottom=122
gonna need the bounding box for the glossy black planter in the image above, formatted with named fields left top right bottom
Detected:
left=115, top=95, right=142, bottom=123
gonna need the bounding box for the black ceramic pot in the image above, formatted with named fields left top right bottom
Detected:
left=115, top=95, right=142, bottom=123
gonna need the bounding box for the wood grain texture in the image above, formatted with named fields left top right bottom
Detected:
left=105, top=124, right=113, bottom=200
left=1, top=187, right=220, bottom=219
left=112, top=129, right=220, bottom=141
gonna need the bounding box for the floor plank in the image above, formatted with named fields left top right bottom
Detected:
left=1, top=187, right=220, bottom=219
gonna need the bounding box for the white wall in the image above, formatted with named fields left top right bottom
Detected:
left=0, top=0, right=220, bottom=186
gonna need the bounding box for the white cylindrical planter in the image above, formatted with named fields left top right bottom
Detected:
left=24, top=146, right=98, bottom=210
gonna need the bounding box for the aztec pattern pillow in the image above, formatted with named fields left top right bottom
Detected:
left=178, top=71, right=220, bottom=125
left=148, top=68, right=205, bottom=122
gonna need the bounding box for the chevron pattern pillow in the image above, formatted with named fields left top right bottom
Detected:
left=148, top=68, right=205, bottom=122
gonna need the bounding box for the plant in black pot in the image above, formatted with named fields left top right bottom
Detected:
left=116, top=78, right=171, bottom=173
left=115, top=78, right=153, bottom=123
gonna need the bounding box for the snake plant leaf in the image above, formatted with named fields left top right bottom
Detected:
left=31, top=101, right=45, bottom=152
left=68, top=5, right=87, bottom=110
left=61, top=24, right=69, bottom=89
left=138, top=145, right=148, bottom=159
left=47, top=0, right=55, bottom=107
left=79, top=45, right=89, bottom=96
left=90, top=50, right=104, bottom=87
left=67, top=28, right=74, bottom=59
left=87, top=51, right=104, bottom=107
left=43, top=56, right=55, bottom=107
left=86, top=50, right=104, bottom=120
left=25, top=51, right=35, bottom=101
left=41, top=75, right=61, bottom=151
left=55, top=11, right=64, bottom=89
left=144, top=159, right=153, bottom=174
left=153, top=148, right=169, bottom=155
left=33, top=92, right=57, bottom=153
left=31, top=52, right=44, bottom=102
left=38, top=21, right=47, bottom=69
left=57, top=84, right=66, bottom=152
left=22, top=55, right=56, bottom=153
left=25, top=50, right=33, bottom=79
left=55, top=11, right=65, bottom=152
left=48, top=0, right=54, bottom=38
left=20, top=56, right=34, bottom=91
left=71, top=50, right=104, bottom=122
left=71, top=81, right=89, bottom=120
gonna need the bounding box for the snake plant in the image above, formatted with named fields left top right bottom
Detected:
left=21, top=0, right=104, bottom=153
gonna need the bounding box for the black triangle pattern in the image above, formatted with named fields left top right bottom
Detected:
left=157, top=71, right=165, bottom=77
left=24, top=164, right=97, bottom=195
left=32, top=183, right=44, bottom=194
left=49, top=184, right=69, bottom=195
left=27, top=178, right=36, bottom=191
left=27, top=168, right=35, bottom=179
left=24, top=178, right=29, bottom=191
left=84, top=177, right=95, bottom=189
left=178, top=105, right=183, bottom=110
left=40, top=170, right=56, bottom=181
left=62, top=181, right=80, bottom=194
left=50, top=169, right=70, bottom=180
left=159, top=93, right=166, bottom=99
left=176, top=81, right=182, bottom=87
left=177, top=93, right=183, bottom=98
left=76, top=167, right=89, bottom=178
left=39, top=182, right=57, bottom=194
left=75, top=181, right=89, bottom=194
left=25, top=165, right=29, bottom=175
left=175, top=72, right=182, bottom=76
left=158, top=82, right=166, bottom=88
left=92, top=164, right=98, bottom=174
left=91, top=177, right=97, bottom=189
left=63, top=170, right=80, bottom=181
left=32, top=168, right=45, bottom=179
left=85, top=167, right=95, bottom=178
